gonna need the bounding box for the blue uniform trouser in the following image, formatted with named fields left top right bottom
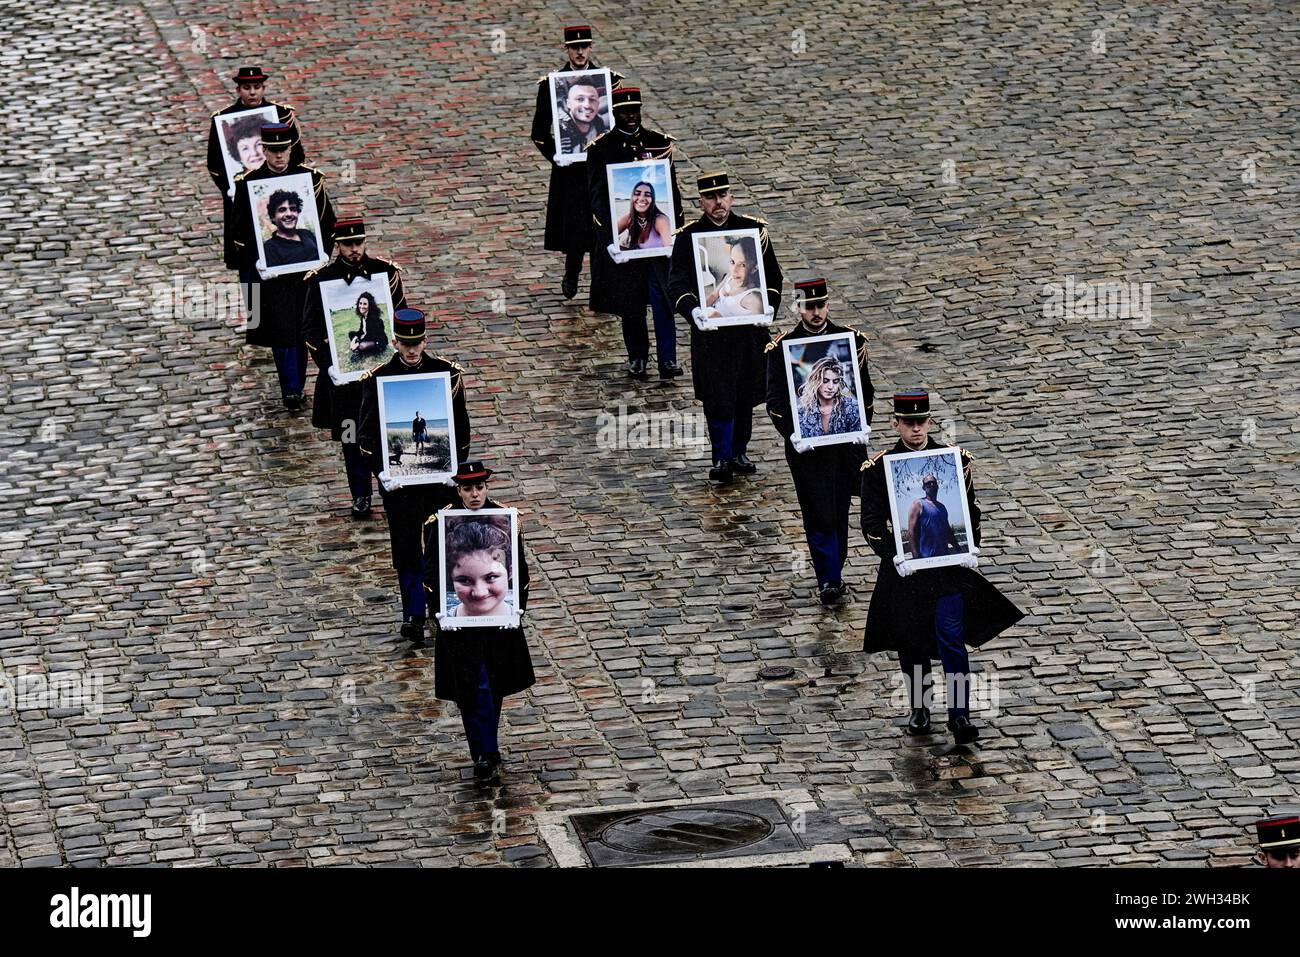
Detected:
left=647, top=265, right=676, bottom=365
left=899, top=593, right=970, bottom=718
left=342, top=442, right=372, bottom=500
left=397, top=567, right=426, bottom=620
left=807, top=522, right=849, bottom=587
left=707, top=409, right=753, bottom=463
left=460, top=661, right=502, bottom=761
left=272, top=344, right=308, bottom=397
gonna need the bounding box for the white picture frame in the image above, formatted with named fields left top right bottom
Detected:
left=882, top=446, right=976, bottom=571
left=247, top=172, right=328, bottom=279
left=375, top=371, right=458, bottom=485
left=782, top=331, right=870, bottom=448
left=605, top=159, right=676, bottom=260
left=214, top=105, right=278, bottom=199
left=437, top=508, right=521, bottom=630
left=320, top=273, right=396, bottom=382
left=548, top=68, right=614, bottom=163
left=691, top=228, right=772, bottom=327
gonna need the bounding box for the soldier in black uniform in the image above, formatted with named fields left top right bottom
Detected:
left=302, top=217, right=407, bottom=517
left=860, top=391, right=1023, bottom=744
left=586, top=86, right=684, bottom=381
left=227, top=123, right=334, bottom=411
left=530, top=25, right=623, bottom=300
left=766, top=279, right=874, bottom=604
left=205, top=66, right=303, bottom=211
left=422, top=461, right=536, bottom=783
left=667, top=172, right=783, bottom=483
left=357, top=309, right=472, bottom=642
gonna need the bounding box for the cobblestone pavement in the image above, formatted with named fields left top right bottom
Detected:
left=1, top=0, right=1296, bottom=867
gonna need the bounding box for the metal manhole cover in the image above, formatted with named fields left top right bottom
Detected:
left=758, top=665, right=795, bottom=680
left=570, top=798, right=805, bottom=867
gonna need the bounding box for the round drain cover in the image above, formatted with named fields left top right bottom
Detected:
left=758, top=665, right=795, bottom=680
left=599, top=808, right=773, bottom=856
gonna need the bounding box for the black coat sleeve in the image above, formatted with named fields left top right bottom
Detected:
left=517, top=530, right=530, bottom=614
left=206, top=114, right=228, bottom=197
left=302, top=275, right=326, bottom=364
left=667, top=225, right=700, bottom=323
left=314, top=172, right=336, bottom=258
left=962, top=451, right=982, bottom=548
left=390, top=268, right=408, bottom=310
left=759, top=225, right=783, bottom=313
left=856, top=332, right=875, bottom=427
left=357, top=375, right=382, bottom=471
left=765, top=340, right=795, bottom=439
left=225, top=176, right=253, bottom=271
left=422, top=510, right=443, bottom=602
left=586, top=139, right=610, bottom=234
left=450, top=366, right=472, bottom=463
left=860, top=458, right=895, bottom=559
left=531, top=80, right=556, bottom=160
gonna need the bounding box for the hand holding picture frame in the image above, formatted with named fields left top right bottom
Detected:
left=883, top=447, right=976, bottom=571
left=691, top=228, right=772, bottom=327
left=782, top=332, right=870, bottom=448
left=376, top=371, right=458, bottom=485
left=548, top=68, right=614, bottom=163
left=320, top=273, right=396, bottom=382
left=247, top=172, right=328, bottom=279
left=437, top=508, right=521, bottom=629
left=215, top=106, right=279, bottom=199
left=605, top=159, right=676, bottom=260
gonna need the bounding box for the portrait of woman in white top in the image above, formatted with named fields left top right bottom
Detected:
left=704, top=238, right=764, bottom=319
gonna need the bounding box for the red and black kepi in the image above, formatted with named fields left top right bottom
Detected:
left=233, top=66, right=269, bottom=83
left=393, top=308, right=426, bottom=342
left=453, top=461, right=494, bottom=484
left=795, top=278, right=829, bottom=306
left=612, top=87, right=641, bottom=109
left=893, top=390, right=931, bottom=420
left=260, top=123, right=295, bottom=149
left=564, top=25, right=593, bottom=45
left=333, top=217, right=366, bottom=242
left=1256, top=815, right=1300, bottom=849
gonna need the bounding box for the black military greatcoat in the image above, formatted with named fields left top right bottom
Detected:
left=859, top=437, right=1024, bottom=657
left=766, top=317, right=875, bottom=525
left=302, top=254, right=407, bottom=439
left=585, top=125, right=681, bottom=317
left=667, top=211, right=782, bottom=419
left=226, top=162, right=335, bottom=348
left=357, top=352, right=472, bottom=570
left=530, top=64, right=623, bottom=254
left=423, top=498, right=537, bottom=702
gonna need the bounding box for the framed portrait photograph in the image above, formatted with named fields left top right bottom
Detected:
left=606, top=159, right=676, bottom=260
left=782, top=332, right=870, bottom=448
left=319, top=273, right=395, bottom=382
left=437, top=508, right=521, bottom=630
left=548, top=68, right=613, bottom=162
left=882, top=447, right=976, bottom=571
left=375, top=371, right=458, bottom=485
left=214, top=105, right=279, bottom=199
left=691, top=228, right=771, bottom=327
left=247, top=172, right=328, bottom=279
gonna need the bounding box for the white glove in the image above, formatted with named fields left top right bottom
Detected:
left=957, top=546, right=980, bottom=570
left=379, top=471, right=404, bottom=492
left=791, top=438, right=812, bottom=454
left=327, top=367, right=344, bottom=387
left=691, top=306, right=713, bottom=331
left=893, top=554, right=915, bottom=578
left=553, top=153, right=578, bottom=167
left=443, top=476, right=458, bottom=488
left=852, top=433, right=871, bottom=446
left=607, top=243, right=630, bottom=265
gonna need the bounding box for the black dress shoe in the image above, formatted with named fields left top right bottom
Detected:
left=708, top=459, right=734, bottom=484
left=819, top=583, right=840, bottom=606
left=948, top=715, right=980, bottom=744
left=830, top=581, right=848, bottom=602
left=628, top=359, right=649, bottom=380
left=473, top=756, right=494, bottom=781
left=561, top=275, right=578, bottom=300
left=282, top=391, right=305, bottom=412
left=906, top=707, right=932, bottom=735
left=350, top=495, right=371, bottom=518
left=732, top=453, right=757, bottom=474
left=658, top=360, right=684, bottom=379
left=399, top=615, right=426, bottom=642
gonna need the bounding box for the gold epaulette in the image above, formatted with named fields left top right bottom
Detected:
left=586, top=130, right=609, bottom=150
left=860, top=449, right=886, bottom=471
left=303, top=265, right=322, bottom=281
left=371, top=256, right=401, bottom=273
left=960, top=448, right=973, bottom=461
left=233, top=170, right=247, bottom=183
left=752, top=215, right=769, bottom=225
left=673, top=222, right=691, bottom=236
left=763, top=331, right=788, bottom=353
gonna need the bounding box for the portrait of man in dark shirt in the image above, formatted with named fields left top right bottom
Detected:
left=262, top=188, right=320, bottom=266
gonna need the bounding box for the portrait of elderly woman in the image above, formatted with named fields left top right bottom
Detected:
left=215, top=105, right=277, bottom=198
left=782, top=331, right=870, bottom=447
left=692, top=228, right=769, bottom=325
